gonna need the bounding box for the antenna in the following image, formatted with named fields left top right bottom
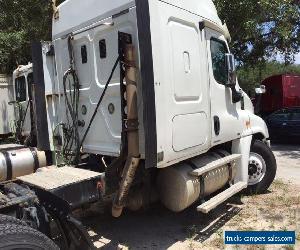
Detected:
left=52, top=0, right=59, bottom=20
left=222, top=22, right=232, bottom=43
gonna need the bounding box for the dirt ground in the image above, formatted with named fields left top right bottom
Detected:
left=272, top=144, right=300, bottom=185
left=0, top=139, right=298, bottom=249
left=82, top=143, right=300, bottom=250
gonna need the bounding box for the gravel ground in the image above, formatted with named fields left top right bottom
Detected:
left=82, top=143, right=300, bottom=250
left=272, top=143, right=300, bottom=185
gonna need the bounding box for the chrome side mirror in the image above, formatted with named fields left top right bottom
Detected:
left=225, top=53, right=236, bottom=87
left=225, top=53, right=242, bottom=103
left=255, top=85, right=266, bottom=95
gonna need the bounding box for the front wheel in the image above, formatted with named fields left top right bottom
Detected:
left=247, top=140, right=277, bottom=194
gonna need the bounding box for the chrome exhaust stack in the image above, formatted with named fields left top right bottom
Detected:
left=112, top=44, right=140, bottom=218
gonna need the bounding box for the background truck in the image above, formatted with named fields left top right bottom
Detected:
left=0, top=63, right=36, bottom=144
left=11, top=63, right=36, bottom=145
left=259, top=74, right=300, bottom=116
left=0, top=74, right=14, bottom=138
left=0, top=0, right=276, bottom=249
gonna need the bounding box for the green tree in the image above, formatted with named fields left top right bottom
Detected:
left=0, top=0, right=53, bottom=74
left=214, top=0, right=300, bottom=66
left=0, top=0, right=299, bottom=75
left=238, top=62, right=300, bottom=93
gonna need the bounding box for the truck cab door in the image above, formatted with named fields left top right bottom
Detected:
left=205, top=28, right=243, bottom=145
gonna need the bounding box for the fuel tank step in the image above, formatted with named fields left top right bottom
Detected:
left=17, top=166, right=103, bottom=191
left=17, top=167, right=105, bottom=212
left=189, top=154, right=241, bottom=177
left=197, top=181, right=247, bottom=213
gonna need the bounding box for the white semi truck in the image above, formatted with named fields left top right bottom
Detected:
left=0, top=0, right=276, bottom=249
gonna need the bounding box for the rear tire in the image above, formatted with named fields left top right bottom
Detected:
left=246, top=140, right=277, bottom=194
left=0, top=214, right=27, bottom=226
left=0, top=223, right=58, bottom=250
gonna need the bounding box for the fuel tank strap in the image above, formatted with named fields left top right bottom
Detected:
left=29, top=148, right=39, bottom=172
left=215, top=151, right=234, bottom=184
left=0, top=145, right=26, bottom=151
left=228, top=163, right=233, bottom=184
left=187, top=161, right=206, bottom=200
left=0, top=150, right=12, bottom=181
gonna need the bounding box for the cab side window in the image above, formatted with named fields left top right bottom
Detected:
left=99, top=39, right=107, bottom=59
left=27, top=73, right=34, bottom=99
left=15, top=76, right=27, bottom=102
left=81, top=45, right=88, bottom=64
left=27, top=73, right=33, bottom=85
left=210, top=38, right=228, bottom=85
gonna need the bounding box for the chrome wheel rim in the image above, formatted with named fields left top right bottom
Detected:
left=248, top=152, right=266, bottom=185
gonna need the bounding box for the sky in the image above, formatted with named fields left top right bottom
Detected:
left=276, top=52, right=300, bottom=65
left=295, top=53, right=300, bottom=64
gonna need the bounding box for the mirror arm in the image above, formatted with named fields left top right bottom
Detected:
left=231, top=86, right=243, bottom=103
left=225, top=53, right=242, bottom=103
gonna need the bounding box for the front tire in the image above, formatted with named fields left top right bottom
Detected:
left=247, top=140, right=277, bottom=194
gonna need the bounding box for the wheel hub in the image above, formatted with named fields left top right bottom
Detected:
left=248, top=152, right=266, bottom=185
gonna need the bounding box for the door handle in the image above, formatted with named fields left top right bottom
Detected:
left=214, top=116, right=220, bottom=136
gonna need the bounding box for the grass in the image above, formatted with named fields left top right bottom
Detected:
left=187, top=225, right=197, bottom=249
left=271, top=179, right=289, bottom=192
left=282, top=245, right=295, bottom=250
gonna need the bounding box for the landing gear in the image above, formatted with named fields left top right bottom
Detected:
left=247, top=140, right=277, bottom=194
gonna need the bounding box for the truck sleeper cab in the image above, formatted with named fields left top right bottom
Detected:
left=43, top=0, right=276, bottom=212
left=46, top=0, right=275, bottom=207
left=0, top=0, right=277, bottom=249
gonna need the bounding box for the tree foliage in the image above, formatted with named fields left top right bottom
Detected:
left=238, top=62, right=300, bottom=93
left=0, top=0, right=299, bottom=81
left=0, top=0, right=52, bottom=73
left=214, top=0, right=300, bottom=66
